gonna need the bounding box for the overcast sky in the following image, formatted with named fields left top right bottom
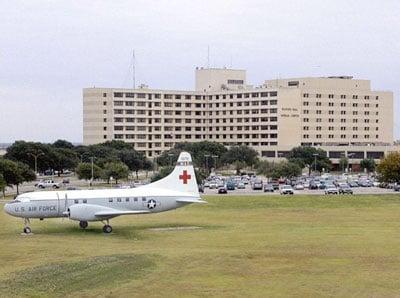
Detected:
left=1, top=0, right=399, bottom=143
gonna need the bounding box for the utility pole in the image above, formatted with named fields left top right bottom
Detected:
left=212, top=155, right=218, bottom=172
left=313, top=153, right=318, bottom=174
left=90, top=157, right=94, bottom=186
left=132, top=50, right=136, bottom=89
left=28, top=152, right=44, bottom=175
left=204, top=154, right=210, bottom=174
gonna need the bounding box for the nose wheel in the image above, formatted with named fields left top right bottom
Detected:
left=79, top=221, right=88, bottom=229
left=23, top=218, right=32, bottom=234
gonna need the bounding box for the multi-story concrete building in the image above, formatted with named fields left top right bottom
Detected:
left=83, top=67, right=396, bottom=169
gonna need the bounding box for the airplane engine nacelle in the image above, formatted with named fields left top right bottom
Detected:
left=68, top=204, right=110, bottom=222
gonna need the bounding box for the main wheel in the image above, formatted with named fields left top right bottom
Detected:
left=103, top=225, right=112, bottom=234
left=79, top=221, right=88, bottom=229
left=23, top=227, right=32, bottom=234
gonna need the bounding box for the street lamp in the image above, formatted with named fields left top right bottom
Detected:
left=211, top=155, right=218, bottom=172
left=168, top=153, right=174, bottom=167
left=204, top=154, right=210, bottom=174
left=312, top=153, right=318, bottom=173
left=28, top=152, right=44, bottom=175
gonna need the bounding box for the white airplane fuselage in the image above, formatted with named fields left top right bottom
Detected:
left=4, top=187, right=197, bottom=220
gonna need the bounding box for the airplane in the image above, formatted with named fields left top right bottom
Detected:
left=3, top=152, right=206, bottom=234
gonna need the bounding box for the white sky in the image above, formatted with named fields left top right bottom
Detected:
left=0, top=0, right=399, bottom=143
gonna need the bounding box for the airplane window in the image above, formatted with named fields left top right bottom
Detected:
left=109, top=198, right=113, bottom=202
left=125, top=198, right=129, bottom=202
left=74, top=200, right=79, bottom=204
left=117, top=198, right=122, bottom=202
left=142, top=197, right=146, bottom=202
left=83, top=199, right=87, bottom=203
left=134, top=198, right=138, bottom=202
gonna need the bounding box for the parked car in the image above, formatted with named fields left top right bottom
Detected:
left=209, top=181, right=218, bottom=189
left=251, top=180, right=263, bottom=190
left=325, top=185, right=338, bottom=195
left=294, top=183, right=304, bottom=190
left=226, top=181, right=236, bottom=191
left=394, top=184, right=400, bottom=192
left=309, top=181, right=319, bottom=190
left=339, top=185, right=353, bottom=194
left=280, top=185, right=294, bottom=195
left=348, top=181, right=359, bottom=188
left=271, top=181, right=280, bottom=190
left=263, top=184, right=274, bottom=192
left=36, top=180, right=60, bottom=189
left=237, top=182, right=245, bottom=189
left=218, top=186, right=228, bottom=194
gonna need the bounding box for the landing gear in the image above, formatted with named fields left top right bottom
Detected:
left=102, top=219, right=112, bottom=234
left=23, top=218, right=32, bottom=234
left=103, top=225, right=112, bottom=233
left=79, top=221, right=88, bottom=229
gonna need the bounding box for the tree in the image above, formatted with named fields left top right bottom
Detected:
left=76, top=163, right=103, bottom=181
left=256, top=160, right=275, bottom=180
left=118, top=149, right=144, bottom=179
left=52, top=148, right=79, bottom=176
left=287, top=146, right=331, bottom=174
left=377, top=152, right=400, bottom=183
left=0, top=159, right=35, bottom=195
left=15, top=162, right=36, bottom=194
left=360, top=158, right=376, bottom=173
left=221, top=145, right=259, bottom=174
left=102, top=162, right=130, bottom=184
left=0, top=174, right=6, bottom=198
left=52, top=139, right=74, bottom=149
left=339, top=157, right=348, bottom=172
left=151, top=166, right=174, bottom=182
left=270, top=161, right=302, bottom=179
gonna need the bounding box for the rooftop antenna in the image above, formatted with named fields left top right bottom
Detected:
left=207, top=45, right=210, bottom=68
left=132, top=50, right=136, bottom=89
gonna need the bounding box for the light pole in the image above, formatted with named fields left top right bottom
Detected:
left=90, top=157, right=94, bottom=186
left=204, top=154, right=210, bottom=174
left=168, top=153, right=174, bottom=167
left=212, top=155, right=218, bottom=173
left=28, top=152, right=44, bottom=175
left=312, top=153, right=318, bottom=174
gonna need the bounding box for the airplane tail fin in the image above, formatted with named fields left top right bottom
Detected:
left=149, top=152, right=199, bottom=196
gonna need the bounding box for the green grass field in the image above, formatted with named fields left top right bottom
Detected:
left=1, top=194, right=400, bottom=297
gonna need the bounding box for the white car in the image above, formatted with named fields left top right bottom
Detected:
left=36, top=180, right=60, bottom=189
left=280, top=185, right=294, bottom=195
left=294, top=183, right=304, bottom=190
left=325, top=185, right=338, bottom=195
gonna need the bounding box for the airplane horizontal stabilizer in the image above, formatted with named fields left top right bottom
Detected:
left=176, top=199, right=207, bottom=204
left=95, top=210, right=150, bottom=217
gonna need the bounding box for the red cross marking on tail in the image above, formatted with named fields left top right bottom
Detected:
left=179, top=170, right=191, bottom=184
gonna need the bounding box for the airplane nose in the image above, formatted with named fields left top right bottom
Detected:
left=4, top=203, right=12, bottom=215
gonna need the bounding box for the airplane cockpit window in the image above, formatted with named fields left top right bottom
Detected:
left=8, top=199, right=21, bottom=204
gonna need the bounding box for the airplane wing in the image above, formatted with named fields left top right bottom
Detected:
left=95, top=209, right=150, bottom=217
left=176, top=199, right=207, bottom=204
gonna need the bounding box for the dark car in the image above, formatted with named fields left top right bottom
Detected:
left=226, top=181, right=236, bottom=191
left=218, top=186, right=228, bottom=194
left=252, top=180, right=263, bottom=190
left=263, top=184, right=274, bottom=192
left=339, top=185, right=353, bottom=194
left=309, top=182, right=319, bottom=190
left=271, top=181, right=280, bottom=190
left=394, top=184, right=400, bottom=192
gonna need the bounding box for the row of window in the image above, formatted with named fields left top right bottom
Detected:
left=303, top=110, right=379, bottom=116
left=111, top=100, right=278, bottom=108
left=303, top=126, right=379, bottom=131
left=112, top=91, right=278, bottom=99
left=303, top=93, right=379, bottom=100
left=303, top=118, right=379, bottom=123
left=303, top=101, right=379, bottom=108
left=73, top=197, right=147, bottom=204
left=303, top=134, right=379, bottom=139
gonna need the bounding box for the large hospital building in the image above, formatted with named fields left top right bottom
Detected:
left=83, top=67, right=396, bottom=169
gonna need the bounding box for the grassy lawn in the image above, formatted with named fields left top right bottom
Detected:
left=1, top=194, right=400, bottom=297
